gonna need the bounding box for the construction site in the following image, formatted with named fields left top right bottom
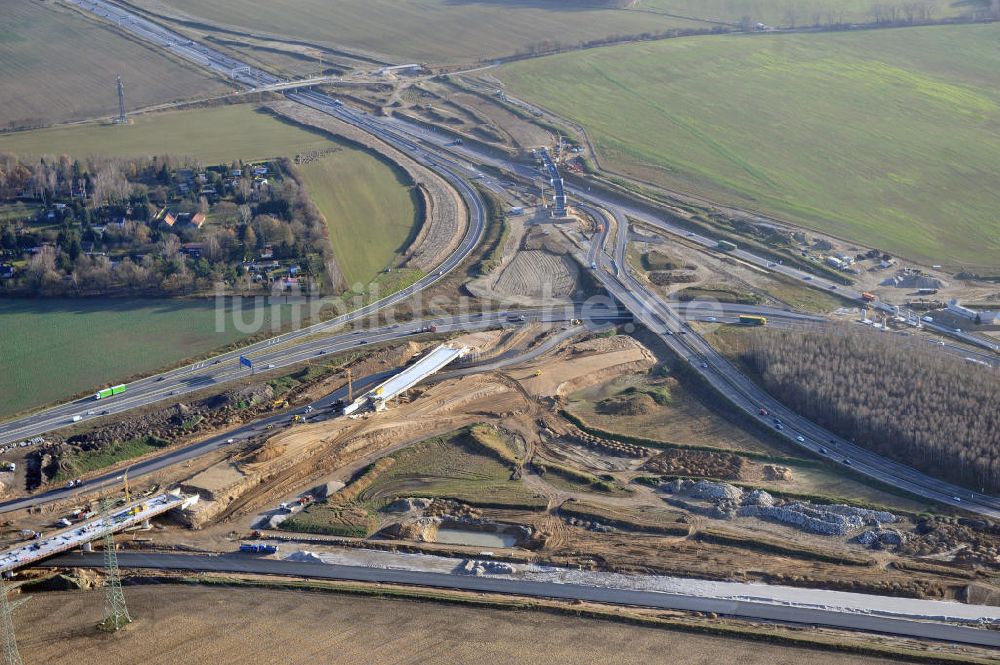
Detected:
left=0, top=5, right=998, bottom=662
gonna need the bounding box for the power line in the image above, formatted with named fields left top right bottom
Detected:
left=0, top=575, right=23, bottom=665
left=116, top=76, right=127, bottom=125
left=98, top=497, right=131, bottom=632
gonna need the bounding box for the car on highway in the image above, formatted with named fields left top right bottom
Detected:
left=156, top=376, right=165, bottom=382
left=316, top=350, right=326, bottom=355
left=267, top=364, right=275, bottom=369
left=775, top=423, right=784, bottom=431
left=101, top=410, right=110, bottom=415
left=953, top=496, right=962, bottom=502
left=803, top=275, right=813, bottom=281
left=704, top=317, right=716, bottom=322
left=226, top=438, right=235, bottom=444
left=828, top=284, right=837, bottom=290
left=819, top=448, right=828, bottom=455
left=700, top=362, right=708, bottom=368
left=213, top=359, right=222, bottom=365
left=843, top=459, right=852, bottom=466
left=796, top=435, right=805, bottom=442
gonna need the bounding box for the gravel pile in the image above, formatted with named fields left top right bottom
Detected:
left=856, top=529, right=906, bottom=547
left=663, top=479, right=899, bottom=536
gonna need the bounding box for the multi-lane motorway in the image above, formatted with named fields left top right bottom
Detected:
left=582, top=204, right=1000, bottom=518
left=0, top=310, right=628, bottom=513
left=21, top=0, right=999, bottom=518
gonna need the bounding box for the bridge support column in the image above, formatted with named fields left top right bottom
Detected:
left=82, top=542, right=93, bottom=553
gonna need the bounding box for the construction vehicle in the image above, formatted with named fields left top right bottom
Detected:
left=272, top=399, right=288, bottom=410
left=533, top=370, right=543, bottom=377
left=291, top=414, right=304, bottom=423
left=861, top=292, right=877, bottom=302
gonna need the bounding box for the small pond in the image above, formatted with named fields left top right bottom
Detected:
left=435, top=527, right=519, bottom=548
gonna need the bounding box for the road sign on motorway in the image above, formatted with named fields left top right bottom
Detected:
left=239, top=355, right=253, bottom=369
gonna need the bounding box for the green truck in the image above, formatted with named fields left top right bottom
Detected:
left=93, top=384, right=127, bottom=400
left=717, top=240, right=738, bottom=252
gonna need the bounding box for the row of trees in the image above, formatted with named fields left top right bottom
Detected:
left=736, top=326, right=1000, bottom=493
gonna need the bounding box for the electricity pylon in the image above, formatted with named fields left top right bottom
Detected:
left=98, top=497, right=131, bottom=632
left=0, top=575, right=22, bottom=665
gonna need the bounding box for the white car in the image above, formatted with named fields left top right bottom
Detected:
left=796, top=435, right=805, bottom=442
left=226, top=438, right=235, bottom=444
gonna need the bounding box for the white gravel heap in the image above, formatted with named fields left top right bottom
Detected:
left=688, top=479, right=743, bottom=501
left=738, top=502, right=899, bottom=536
left=665, top=479, right=899, bottom=536
left=856, top=528, right=906, bottom=547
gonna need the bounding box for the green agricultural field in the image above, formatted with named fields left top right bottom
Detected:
left=0, top=298, right=290, bottom=419
left=500, top=24, right=1000, bottom=268
left=0, top=105, right=335, bottom=163
left=0, top=2, right=225, bottom=129
left=636, top=0, right=960, bottom=26
left=299, top=150, right=419, bottom=285
left=132, top=0, right=704, bottom=63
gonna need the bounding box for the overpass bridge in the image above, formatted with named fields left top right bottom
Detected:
left=0, top=491, right=197, bottom=573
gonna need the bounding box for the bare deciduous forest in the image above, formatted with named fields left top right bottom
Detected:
left=735, top=327, right=1000, bottom=493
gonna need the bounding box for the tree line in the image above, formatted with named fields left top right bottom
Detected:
left=735, top=326, right=1000, bottom=493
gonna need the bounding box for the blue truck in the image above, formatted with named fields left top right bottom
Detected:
left=239, top=542, right=279, bottom=554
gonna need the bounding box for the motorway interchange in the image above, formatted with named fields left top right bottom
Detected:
left=8, top=0, right=1000, bottom=518
left=8, top=0, right=996, bottom=515
left=3, top=0, right=999, bottom=648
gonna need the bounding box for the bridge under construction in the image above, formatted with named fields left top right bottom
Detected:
left=344, top=344, right=469, bottom=415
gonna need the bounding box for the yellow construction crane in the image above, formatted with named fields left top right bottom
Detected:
left=123, top=466, right=132, bottom=504
left=346, top=368, right=354, bottom=403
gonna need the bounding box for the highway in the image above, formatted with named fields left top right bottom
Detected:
left=0, top=309, right=629, bottom=514
left=40, top=0, right=1000, bottom=517
left=581, top=204, right=1000, bottom=518
left=0, top=6, right=498, bottom=447
left=40, top=552, right=1000, bottom=648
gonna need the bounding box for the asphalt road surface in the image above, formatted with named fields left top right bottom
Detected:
left=0, top=311, right=627, bottom=514
left=42, top=552, right=1000, bottom=649
left=586, top=204, right=1000, bottom=518
left=39, top=0, right=1000, bottom=518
